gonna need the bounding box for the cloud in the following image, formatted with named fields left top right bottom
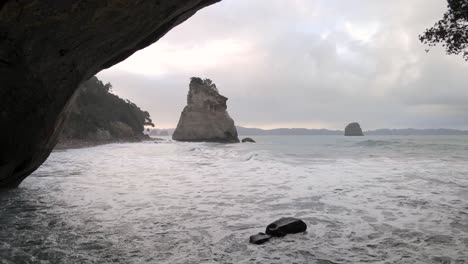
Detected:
left=98, top=0, right=468, bottom=129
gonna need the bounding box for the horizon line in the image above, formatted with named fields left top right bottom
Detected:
left=149, top=126, right=468, bottom=132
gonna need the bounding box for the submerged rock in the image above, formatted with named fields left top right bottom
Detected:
left=249, top=233, right=272, bottom=245
left=241, top=137, right=256, bottom=143
left=265, top=217, right=307, bottom=237
left=344, top=122, right=364, bottom=136
left=172, top=77, right=239, bottom=143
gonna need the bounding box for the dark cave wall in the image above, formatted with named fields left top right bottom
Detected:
left=0, top=0, right=220, bottom=188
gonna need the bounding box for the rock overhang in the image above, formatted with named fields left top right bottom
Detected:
left=0, top=0, right=222, bottom=188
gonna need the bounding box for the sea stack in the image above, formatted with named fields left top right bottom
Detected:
left=172, top=77, right=240, bottom=143
left=344, top=122, right=364, bottom=136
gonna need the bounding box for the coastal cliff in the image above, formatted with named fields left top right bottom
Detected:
left=57, top=76, right=154, bottom=148
left=172, top=78, right=239, bottom=143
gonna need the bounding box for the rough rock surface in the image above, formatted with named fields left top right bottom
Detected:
left=265, top=217, right=307, bottom=237
left=172, top=78, right=239, bottom=143
left=0, top=0, right=220, bottom=188
left=344, top=122, right=364, bottom=136
left=241, top=137, right=256, bottom=143
left=249, top=233, right=271, bottom=245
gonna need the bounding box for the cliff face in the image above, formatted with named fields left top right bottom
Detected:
left=345, top=122, right=364, bottom=136
left=172, top=78, right=239, bottom=143
left=0, top=0, right=220, bottom=188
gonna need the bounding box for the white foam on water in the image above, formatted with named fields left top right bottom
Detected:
left=0, top=136, right=467, bottom=263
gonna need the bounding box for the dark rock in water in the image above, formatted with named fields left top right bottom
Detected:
left=249, top=233, right=272, bottom=245
left=249, top=217, right=307, bottom=245
left=265, top=217, right=307, bottom=237
left=0, top=0, right=220, bottom=188
left=241, top=137, right=256, bottom=143
left=344, top=122, right=364, bottom=136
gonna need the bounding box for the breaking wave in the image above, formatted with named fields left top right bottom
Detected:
left=1, top=135, right=467, bottom=263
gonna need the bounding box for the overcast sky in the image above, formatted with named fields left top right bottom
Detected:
left=98, top=0, right=468, bottom=130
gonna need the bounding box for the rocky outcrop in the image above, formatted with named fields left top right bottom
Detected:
left=172, top=78, right=239, bottom=143
left=0, top=0, right=220, bottom=188
left=241, top=137, right=256, bottom=143
left=249, top=217, right=307, bottom=245
left=344, top=122, right=364, bottom=136
left=265, top=217, right=307, bottom=237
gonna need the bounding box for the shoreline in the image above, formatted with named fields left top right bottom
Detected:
left=54, top=136, right=154, bottom=150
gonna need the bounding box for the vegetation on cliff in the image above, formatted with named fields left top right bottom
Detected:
left=59, top=76, right=154, bottom=143
left=190, top=77, right=218, bottom=91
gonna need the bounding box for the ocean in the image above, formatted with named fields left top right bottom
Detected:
left=1, top=136, right=467, bottom=263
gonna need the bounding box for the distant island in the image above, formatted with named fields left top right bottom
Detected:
left=344, top=122, right=364, bottom=136
left=57, top=76, right=155, bottom=149
left=149, top=126, right=468, bottom=136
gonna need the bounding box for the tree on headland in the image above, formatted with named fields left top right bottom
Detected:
left=420, top=0, right=468, bottom=60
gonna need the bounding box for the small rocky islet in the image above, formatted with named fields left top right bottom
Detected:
left=344, top=122, right=364, bottom=136
left=172, top=77, right=240, bottom=143
left=241, top=137, right=256, bottom=143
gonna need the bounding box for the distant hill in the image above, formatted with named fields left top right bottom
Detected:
left=149, top=126, right=468, bottom=137
left=236, top=126, right=342, bottom=135
left=149, top=128, right=175, bottom=137
left=58, top=76, right=155, bottom=148
left=236, top=126, right=468, bottom=136
left=365, top=128, right=468, bottom=136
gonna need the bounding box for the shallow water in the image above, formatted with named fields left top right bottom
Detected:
left=1, top=136, right=468, bottom=263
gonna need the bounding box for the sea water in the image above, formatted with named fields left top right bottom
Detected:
left=1, top=136, right=467, bottom=263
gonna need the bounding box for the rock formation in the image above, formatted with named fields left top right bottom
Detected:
left=0, top=0, right=220, bottom=188
left=241, top=137, right=256, bottom=143
left=249, top=217, right=307, bottom=245
left=265, top=217, right=307, bottom=237
left=172, top=78, right=239, bottom=143
left=344, top=122, right=364, bottom=136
